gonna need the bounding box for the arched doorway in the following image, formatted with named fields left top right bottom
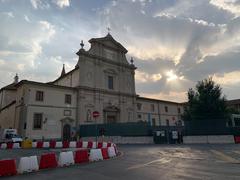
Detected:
left=63, top=124, right=71, bottom=141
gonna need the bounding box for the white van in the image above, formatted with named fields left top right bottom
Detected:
left=0, top=129, right=23, bottom=143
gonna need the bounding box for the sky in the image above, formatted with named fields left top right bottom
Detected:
left=0, top=0, right=240, bottom=102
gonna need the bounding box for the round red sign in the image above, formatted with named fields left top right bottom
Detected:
left=92, top=111, right=100, bottom=118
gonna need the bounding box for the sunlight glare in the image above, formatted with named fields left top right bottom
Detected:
left=166, top=70, right=178, bottom=82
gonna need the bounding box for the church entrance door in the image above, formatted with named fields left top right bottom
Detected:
left=63, top=124, right=71, bottom=141
left=104, top=105, right=119, bottom=123
left=107, top=115, right=116, bottom=123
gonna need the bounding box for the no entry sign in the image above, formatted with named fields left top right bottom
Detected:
left=92, top=111, right=100, bottom=118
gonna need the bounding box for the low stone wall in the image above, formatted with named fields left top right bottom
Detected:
left=183, top=135, right=235, bottom=144
left=207, top=135, right=235, bottom=144
left=183, top=136, right=208, bottom=144
left=81, top=136, right=154, bottom=144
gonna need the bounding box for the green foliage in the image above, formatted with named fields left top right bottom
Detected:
left=183, top=77, right=228, bottom=121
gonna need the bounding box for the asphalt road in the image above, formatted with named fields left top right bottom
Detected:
left=2, top=144, right=240, bottom=180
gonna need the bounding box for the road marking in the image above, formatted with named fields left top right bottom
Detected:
left=211, top=150, right=240, bottom=164
left=127, top=158, right=171, bottom=170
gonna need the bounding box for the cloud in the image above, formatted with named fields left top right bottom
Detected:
left=210, top=0, right=240, bottom=17
left=30, top=0, right=50, bottom=9
left=99, top=0, right=240, bottom=101
left=135, top=70, right=162, bottom=83
left=52, top=0, right=70, bottom=8
left=213, top=70, right=240, bottom=86
left=141, top=91, right=187, bottom=102
left=0, top=17, right=56, bottom=87
left=2, top=11, right=14, bottom=18
left=24, top=15, right=30, bottom=22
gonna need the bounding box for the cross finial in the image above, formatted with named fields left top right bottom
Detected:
left=80, top=40, right=84, bottom=49
left=107, top=27, right=111, bottom=34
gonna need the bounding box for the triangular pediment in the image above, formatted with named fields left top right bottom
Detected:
left=89, top=34, right=128, bottom=53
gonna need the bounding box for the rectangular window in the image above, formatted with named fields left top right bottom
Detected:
left=64, top=110, right=72, bottom=116
left=36, top=91, right=44, bottom=101
left=165, top=106, right=168, bottom=113
left=178, top=107, right=181, bottom=114
left=138, top=114, right=142, bottom=119
left=166, top=119, right=170, bottom=126
left=137, top=103, right=142, bottom=111
left=65, top=94, right=72, bottom=104
left=151, top=104, right=155, bottom=112
left=33, top=113, right=42, bottom=129
left=108, top=76, right=114, bottom=90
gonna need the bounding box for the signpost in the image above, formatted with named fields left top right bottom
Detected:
left=92, top=111, right=100, bottom=143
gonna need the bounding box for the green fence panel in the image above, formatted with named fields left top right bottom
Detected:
left=183, top=119, right=238, bottom=136
left=79, top=122, right=153, bottom=137
left=79, top=122, right=184, bottom=137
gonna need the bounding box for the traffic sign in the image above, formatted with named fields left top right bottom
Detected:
left=92, top=111, right=100, bottom=118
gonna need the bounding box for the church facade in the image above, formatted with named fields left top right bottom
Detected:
left=0, top=34, right=184, bottom=140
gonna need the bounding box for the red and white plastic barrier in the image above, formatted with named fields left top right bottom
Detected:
left=69, top=141, right=76, bottom=148
left=74, top=149, right=89, bottom=163
left=50, top=140, right=56, bottom=148
left=0, top=145, right=119, bottom=177
left=76, top=141, right=83, bottom=148
left=43, top=142, right=50, bottom=148
left=0, top=159, right=17, bottom=176
left=0, top=143, right=7, bottom=149
left=37, top=141, right=43, bottom=148
left=108, top=147, right=117, bottom=158
left=102, top=142, right=107, bottom=148
left=55, top=141, right=63, bottom=148
left=0, top=140, right=115, bottom=150
left=82, top=141, right=88, bottom=148
left=58, top=151, right=74, bottom=167
left=18, top=156, right=39, bottom=174
left=89, top=149, right=103, bottom=161
left=7, top=142, right=13, bottom=149
left=32, top=142, right=37, bottom=148
left=101, top=148, right=109, bottom=159
left=63, top=141, right=69, bottom=148
left=39, top=153, right=58, bottom=170
left=97, top=142, right=103, bottom=148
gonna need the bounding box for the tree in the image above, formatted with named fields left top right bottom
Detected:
left=183, top=77, right=228, bottom=121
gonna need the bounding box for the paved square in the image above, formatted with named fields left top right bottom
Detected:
left=2, top=144, right=240, bottom=180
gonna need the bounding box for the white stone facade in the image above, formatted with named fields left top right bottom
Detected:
left=0, top=34, right=184, bottom=140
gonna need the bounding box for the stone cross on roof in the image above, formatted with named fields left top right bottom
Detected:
left=107, top=27, right=111, bottom=34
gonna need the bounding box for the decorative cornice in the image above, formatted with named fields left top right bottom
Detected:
left=76, top=85, right=137, bottom=98
left=77, top=50, right=137, bottom=70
